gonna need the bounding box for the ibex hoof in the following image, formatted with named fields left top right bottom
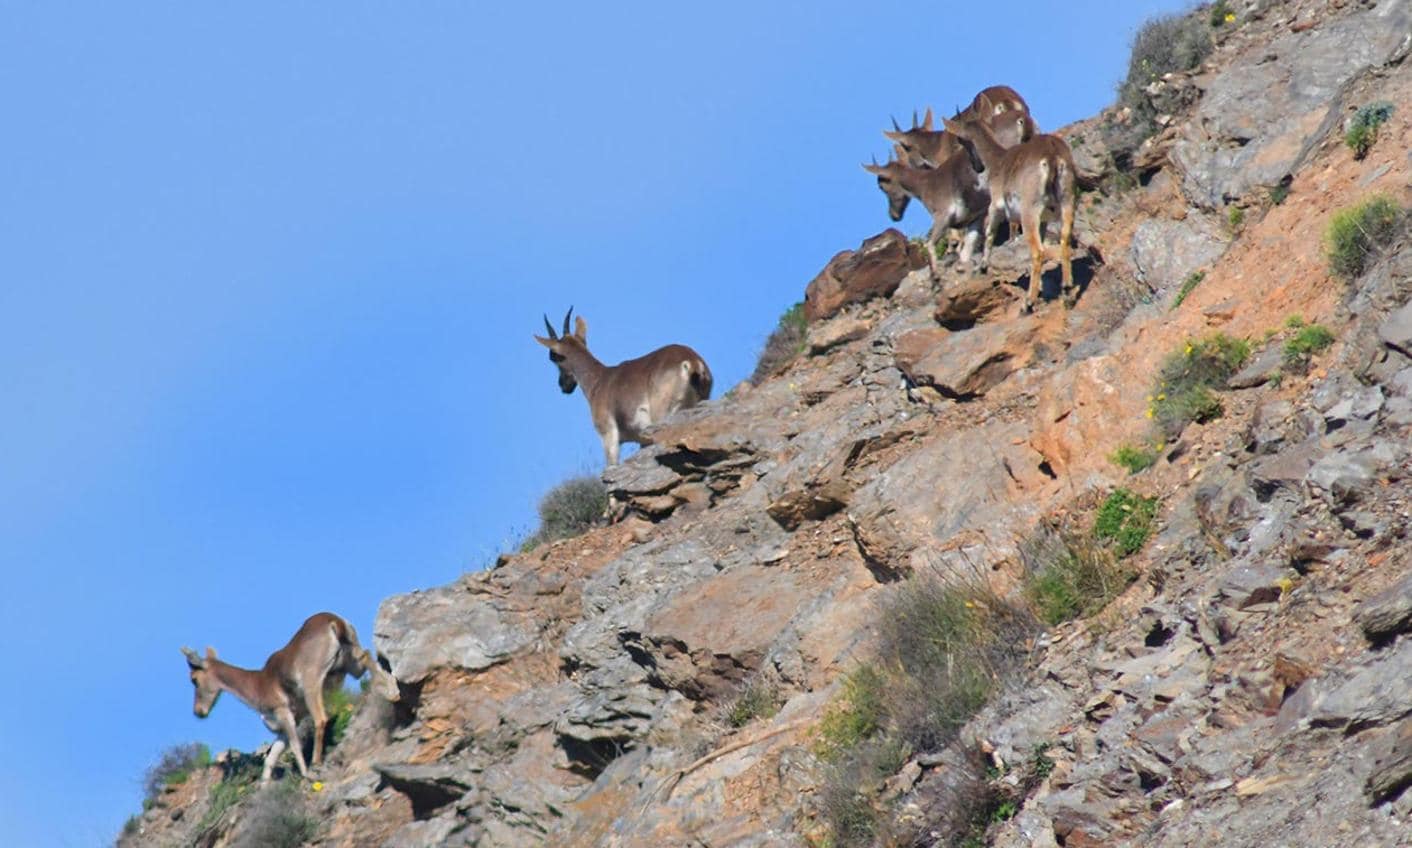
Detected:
left=1022, top=300, right=1035, bottom=315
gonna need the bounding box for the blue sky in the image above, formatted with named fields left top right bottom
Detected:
left=0, top=2, right=1188, bottom=844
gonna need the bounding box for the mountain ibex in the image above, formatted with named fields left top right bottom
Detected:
left=534, top=308, right=713, bottom=465
left=942, top=115, right=1079, bottom=312
left=863, top=144, right=989, bottom=280
left=886, top=107, right=1037, bottom=170
left=182, top=612, right=399, bottom=782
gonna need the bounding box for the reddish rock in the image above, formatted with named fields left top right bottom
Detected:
left=804, top=228, right=925, bottom=321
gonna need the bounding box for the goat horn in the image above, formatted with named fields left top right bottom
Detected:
left=912, top=109, right=919, bottom=129
left=562, top=307, right=573, bottom=337
left=542, top=313, right=558, bottom=339
left=891, top=115, right=901, bottom=132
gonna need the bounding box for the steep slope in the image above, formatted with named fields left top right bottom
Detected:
left=122, top=1, right=1412, bottom=845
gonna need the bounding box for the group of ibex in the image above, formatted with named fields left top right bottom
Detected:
left=865, top=84, right=1087, bottom=313
left=177, top=84, right=1089, bottom=789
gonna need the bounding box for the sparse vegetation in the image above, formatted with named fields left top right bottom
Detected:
left=230, top=780, right=319, bottom=848
left=816, top=573, right=1039, bottom=845
left=1094, top=488, right=1160, bottom=558
left=143, top=742, right=212, bottom=802
left=1149, top=333, right=1250, bottom=436
left=324, top=685, right=358, bottom=748
left=1171, top=270, right=1205, bottom=309
left=751, top=302, right=808, bottom=385
left=1227, top=205, right=1245, bottom=232
left=1345, top=101, right=1394, bottom=159
left=1326, top=194, right=1402, bottom=280
left=196, top=752, right=264, bottom=839
left=1284, top=322, right=1336, bottom=367
left=1110, top=442, right=1158, bottom=475
left=727, top=680, right=781, bottom=728
left=1106, top=10, right=1212, bottom=163
left=1023, top=520, right=1138, bottom=626
left=1268, top=182, right=1290, bottom=205
left=519, top=474, right=607, bottom=550
left=1209, top=0, right=1234, bottom=26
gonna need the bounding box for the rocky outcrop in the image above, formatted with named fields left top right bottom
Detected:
left=803, top=228, right=925, bottom=321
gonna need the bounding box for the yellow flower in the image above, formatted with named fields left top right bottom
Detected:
left=1225, top=12, right=1236, bottom=22
left=1145, top=409, right=1155, bottom=419
left=1157, top=393, right=1166, bottom=401
left=311, top=781, right=324, bottom=792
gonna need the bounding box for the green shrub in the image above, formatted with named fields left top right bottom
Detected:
left=1023, top=526, right=1134, bottom=625
left=815, top=666, right=888, bottom=762
left=1326, top=194, right=1402, bottom=280
left=727, top=681, right=781, bottom=728
left=324, top=685, right=359, bottom=748
left=1345, top=101, right=1394, bottom=159
left=1209, top=0, right=1234, bottom=26
left=1109, top=443, right=1158, bottom=475
left=815, top=574, right=1039, bottom=845
left=1106, top=11, right=1212, bottom=161
left=195, top=752, right=264, bottom=838
left=750, top=302, right=808, bottom=385
left=1227, top=206, right=1245, bottom=232
left=1094, top=489, right=1159, bottom=557
left=520, top=475, right=607, bottom=550
left=1283, top=323, right=1335, bottom=366
left=1171, top=271, right=1204, bottom=309
left=1269, top=183, right=1290, bottom=205
left=143, top=743, right=211, bottom=801
left=230, top=780, right=319, bottom=848
left=1149, top=333, right=1249, bottom=436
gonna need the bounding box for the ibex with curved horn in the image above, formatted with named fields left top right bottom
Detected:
left=182, top=612, right=399, bottom=783
left=534, top=307, right=713, bottom=465
left=863, top=141, right=990, bottom=280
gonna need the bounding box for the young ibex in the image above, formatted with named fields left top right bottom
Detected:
left=182, top=612, right=399, bottom=782
left=942, top=115, right=1079, bottom=312
left=534, top=308, right=713, bottom=465
left=863, top=143, right=989, bottom=280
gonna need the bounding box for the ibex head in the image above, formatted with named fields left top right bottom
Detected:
left=533, top=307, right=589, bottom=394
left=862, top=155, right=911, bottom=221
left=182, top=646, right=222, bottom=718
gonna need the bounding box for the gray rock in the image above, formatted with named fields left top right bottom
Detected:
left=1247, top=400, right=1294, bottom=454
left=1356, top=573, right=1412, bottom=645
left=1324, top=385, right=1385, bottom=428
left=1228, top=344, right=1286, bottom=389
left=1130, top=216, right=1227, bottom=295
left=1217, top=563, right=1289, bottom=610
left=375, top=584, right=539, bottom=683
left=1307, top=442, right=1402, bottom=505
left=1380, top=300, right=1412, bottom=357
left=374, top=761, right=476, bottom=818
left=1171, top=0, right=1412, bottom=207
left=1285, top=639, right=1412, bottom=732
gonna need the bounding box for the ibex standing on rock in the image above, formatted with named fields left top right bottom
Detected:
left=534, top=308, right=713, bottom=465
left=182, top=612, right=400, bottom=783
left=942, top=115, right=1080, bottom=312
left=863, top=143, right=989, bottom=280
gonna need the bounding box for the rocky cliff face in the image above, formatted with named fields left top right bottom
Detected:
left=123, top=1, right=1412, bottom=845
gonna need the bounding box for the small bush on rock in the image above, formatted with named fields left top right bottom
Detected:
left=521, top=475, right=607, bottom=550
left=1345, top=101, right=1394, bottom=159
left=1326, top=194, right=1402, bottom=280
left=1106, top=11, right=1212, bottom=163
left=1110, top=443, right=1158, bottom=475
left=751, top=302, right=808, bottom=385
left=143, top=742, right=211, bottom=802
left=1094, top=488, right=1160, bottom=558
left=230, top=780, right=319, bottom=848
left=1149, top=333, right=1250, bottom=436
left=1283, top=323, right=1335, bottom=367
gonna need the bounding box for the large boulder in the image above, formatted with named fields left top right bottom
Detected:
left=804, top=228, right=926, bottom=321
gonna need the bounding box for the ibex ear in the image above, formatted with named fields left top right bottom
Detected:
left=533, top=334, right=555, bottom=349
left=573, top=316, right=588, bottom=341
left=883, top=129, right=903, bottom=142
left=941, top=116, right=966, bottom=136
left=182, top=646, right=204, bottom=668
left=921, top=107, right=934, bottom=131
left=205, top=646, right=218, bottom=661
